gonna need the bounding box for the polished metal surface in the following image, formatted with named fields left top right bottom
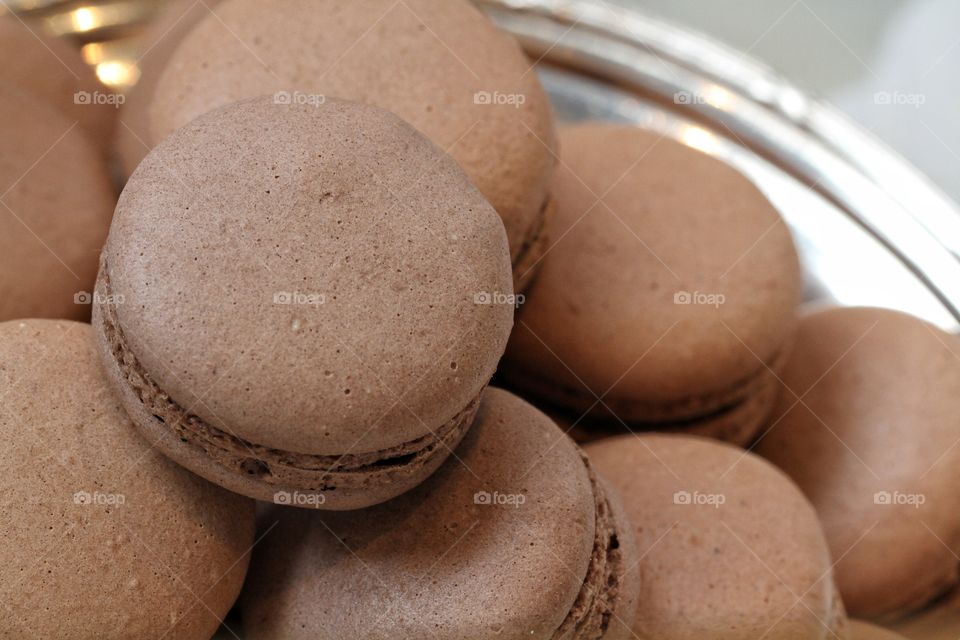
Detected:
left=479, top=0, right=960, bottom=331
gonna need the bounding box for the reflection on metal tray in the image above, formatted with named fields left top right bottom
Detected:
left=480, top=0, right=960, bottom=332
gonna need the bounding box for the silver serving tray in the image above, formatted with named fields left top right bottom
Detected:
left=479, top=0, right=960, bottom=332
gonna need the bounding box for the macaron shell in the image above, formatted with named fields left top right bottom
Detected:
left=240, top=388, right=612, bottom=639
left=0, top=17, right=116, bottom=153
left=756, top=306, right=960, bottom=618
left=0, top=320, right=254, bottom=639
left=505, top=123, right=800, bottom=418
left=586, top=434, right=844, bottom=639
left=134, top=0, right=556, bottom=268
left=0, top=85, right=114, bottom=322
left=101, top=96, right=513, bottom=457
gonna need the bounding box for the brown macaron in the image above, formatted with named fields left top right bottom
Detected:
left=240, top=387, right=640, bottom=640
left=0, top=84, right=115, bottom=322
left=756, top=306, right=960, bottom=619
left=0, top=17, right=116, bottom=153
left=503, top=123, right=801, bottom=445
left=95, top=96, right=514, bottom=509
left=0, top=319, right=254, bottom=639
left=586, top=434, right=846, bottom=639
left=116, top=0, right=556, bottom=289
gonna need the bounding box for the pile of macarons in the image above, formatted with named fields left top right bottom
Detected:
left=2, top=1, right=959, bottom=639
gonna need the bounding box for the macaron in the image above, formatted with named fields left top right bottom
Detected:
left=0, top=319, right=254, bottom=639
left=849, top=622, right=908, bottom=640
left=116, top=0, right=556, bottom=289
left=0, top=17, right=116, bottom=153
left=503, top=123, right=802, bottom=445
left=586, top=434, right=846, bottom=639
left=0, top=84, right=115, bottom=322
left=240, top=387, right=641, bottom=639
left=756, top=306, right=960, bottom=619
left=116, top=0, right=222, bottom=176
left=94, top=96, right=514, bottom=509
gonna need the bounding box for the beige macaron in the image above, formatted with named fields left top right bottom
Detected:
left=586, top=434, right=846, bottom=639
left=116, top=0, right=556, bottom=289
left=504, top=123, right=801, bottom=445
left=0, top=84, right=115, bottom=322
left=0, top=319, right=254, bottom=639
left=756, top=306, right=960, bottom=619
left=0, top=17, right=116, bottom=153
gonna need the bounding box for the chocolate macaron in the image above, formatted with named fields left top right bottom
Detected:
left=0, top=319, right=254, bottom=639
left=756, top=306, right=960, bottom=619
left=0, top=84, right=115, bottom=322
left=116, top=0, right=556, bottom=288
left=94, top=96, right=514, bottom=509
left=504, top=123, right=801, bottom=445
left=586, top=434, right=846, bottom=639
left=0, top=17, right=116, bottom=153
left=241, top=387, right=640, bottom=639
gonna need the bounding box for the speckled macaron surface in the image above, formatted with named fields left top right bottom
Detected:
left=0, top=319, right=254, bottom=639
left=95, top=96, right=513, bottom=508
left=586, top=434, right=845, bottom=639
left=0, top=17, right=117, bottom=154
left=503, top=123, right=801, bottom=445
left=241, top=387, right=640, bottom=640
left=0, top=84, right=115, bottom=322
left=756, top=306, right=960, bottom=619
left=118, top=0, right=556, bottom=283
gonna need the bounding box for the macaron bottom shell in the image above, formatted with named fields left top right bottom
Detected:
left=239, top=388, right=641, bottom=639
left=508, top=345, right=786, bottom=447
left=93, top=277, right=478, bottom=510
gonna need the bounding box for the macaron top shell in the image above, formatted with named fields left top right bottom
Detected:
left=0, top=320, right=254, bottom=639
left=586, top=434, right=844, bottom=639
left=129, top=0, right=556, bottom=266
left=0, top=17, right=115, bottom=153
left=0, top=85, right=114, bottom=321
left=242, top=388, right=631, bottom=639
left=506, top=123, right=800, bottom=406
left=757, top=306, right=960, bottom=617
left=102, top=96, right=513, bottom=456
